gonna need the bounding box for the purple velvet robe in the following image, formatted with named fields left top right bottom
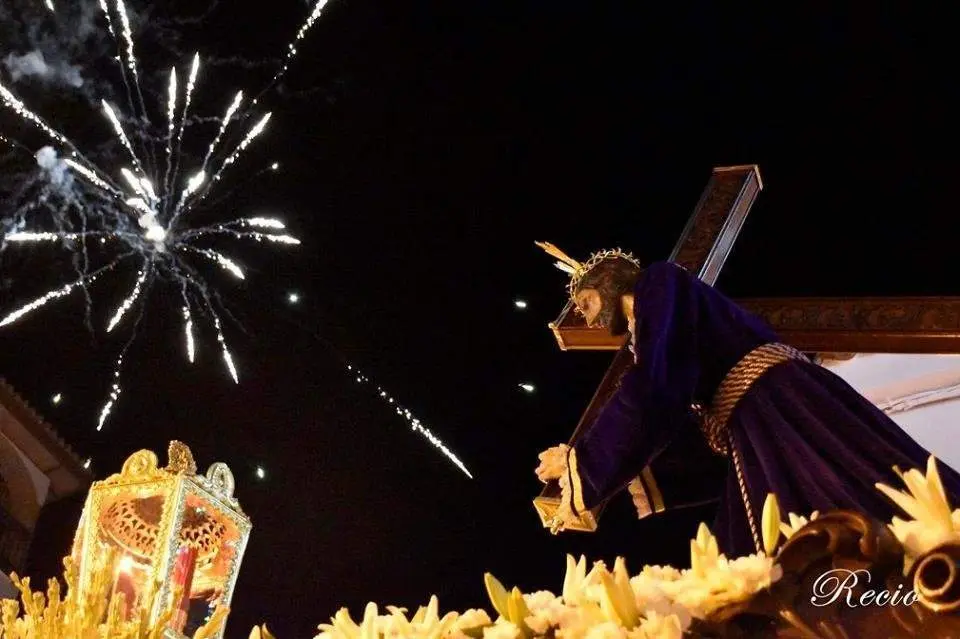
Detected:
left=566, top=261, right=960, bottom=556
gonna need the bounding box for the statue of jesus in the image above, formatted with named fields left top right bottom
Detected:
left=534, top=244, right=960, bottom=556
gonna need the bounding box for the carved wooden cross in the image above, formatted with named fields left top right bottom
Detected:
left=534, top=163, right=960, bottom=532
left=534, top=164, right=763, bottom=531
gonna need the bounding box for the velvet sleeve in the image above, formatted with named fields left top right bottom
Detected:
left=567, top=262, right=702, bottom=515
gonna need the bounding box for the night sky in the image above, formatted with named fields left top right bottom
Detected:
left=2, top=2, right=958, bottom=637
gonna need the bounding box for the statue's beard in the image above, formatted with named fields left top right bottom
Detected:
left=598, top=297, right=630, bottom=337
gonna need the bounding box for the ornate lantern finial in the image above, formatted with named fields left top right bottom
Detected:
left=167, top=441, right=198, bottom=475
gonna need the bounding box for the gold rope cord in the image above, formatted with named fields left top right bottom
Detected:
left=700, top=343, right=808, bottom=456
left=730, top=431, right=761, bottom=553
left=699, top=342, right=809, bottom=553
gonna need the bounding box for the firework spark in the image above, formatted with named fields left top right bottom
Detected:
left=348, top=364, right=473, bottom=479
left=252, top=0, right=333, bottom=107
left=99, top=0, right=116, bottom=36
left=2, top=0, right=475, bottom=479
left=0, top=2, right=339, bottom=429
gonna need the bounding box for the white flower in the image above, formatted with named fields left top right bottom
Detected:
left=524, top=590, right=559, bottom=610
left=877, top=455, right=960, bottom=572
left=664, top=553, right=782, bottom=619
left=627, top=578, right=691, bottom=631
left=452, top=608, right=492, bottom=632
left=584, top=621, right=628, bottom=639
left=627, top=612, right=684, bottom=639
left=392, top=596, right=460, bottom=638
left=779, top=511, right=819, bottom=540
left=635, top=565, right=682, bottom=583
left=579, top=560, right=613, bottom=602
left=689, top=523, right=721, bottom=577
left=482, top=620, right=521, bottom=639
left=522, top=590, right=566, bottom=634
left=551, top=600, right=607, bottom=639
left=595, top=558, right=641, bottom=628
left=315, top=603, right=379, bottom=639
left=563, top=555, right=590, bottom=604
left=314, top=597, right=461, bottom=639
left=726, top=554, right=784, bottom=593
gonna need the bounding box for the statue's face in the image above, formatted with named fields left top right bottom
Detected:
left=576, top=287, right=630, bottom=337
left=575, top=288, right=603, bottom=328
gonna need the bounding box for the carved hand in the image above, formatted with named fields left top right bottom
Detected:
left=535, top=444, right=570, bottom=483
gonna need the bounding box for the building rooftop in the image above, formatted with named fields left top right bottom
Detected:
left=0, top=378, right=92, bottom=501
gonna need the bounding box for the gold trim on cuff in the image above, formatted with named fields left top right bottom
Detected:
left=568, top=447, right=587, bottom=515
left=641, top=466, right=665, bottom=513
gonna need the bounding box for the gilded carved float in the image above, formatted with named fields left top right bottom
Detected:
left=697, top=511, right=960, bottom=638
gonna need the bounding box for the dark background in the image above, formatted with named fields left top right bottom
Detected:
left=2, top=1, right=958, bottom=636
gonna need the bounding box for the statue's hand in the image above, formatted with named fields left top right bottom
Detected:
left=536, top=444, right=570, bottom=483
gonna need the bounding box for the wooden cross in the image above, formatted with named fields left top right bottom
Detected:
left=535, top=163, right=960, bottom=532
left=552, top=295, right=960, bottom=354
left=534, top=164, right=763, bottom=531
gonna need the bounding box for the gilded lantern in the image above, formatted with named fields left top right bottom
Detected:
left=70, top=441, right=251, bottom=638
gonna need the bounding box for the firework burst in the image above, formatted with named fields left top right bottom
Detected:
left=0, top=0, right=331, bottom=430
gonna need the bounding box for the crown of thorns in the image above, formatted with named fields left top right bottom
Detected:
left=535, top=242, right=642, bottom=301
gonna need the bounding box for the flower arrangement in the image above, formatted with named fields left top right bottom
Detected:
left=314, top=495, right=787, bottom=639
left=313, top=455, right=960, bottom=639
left=4, top=455, right=960, bottom=638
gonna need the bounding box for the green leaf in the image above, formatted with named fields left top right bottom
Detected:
left=507, top=588, right=532, bottom=637
left=483, top=573, right=510, bottom=620
left=508, top=588, right=531, bottom=622
left=761, top=493, right=781, bottom=556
